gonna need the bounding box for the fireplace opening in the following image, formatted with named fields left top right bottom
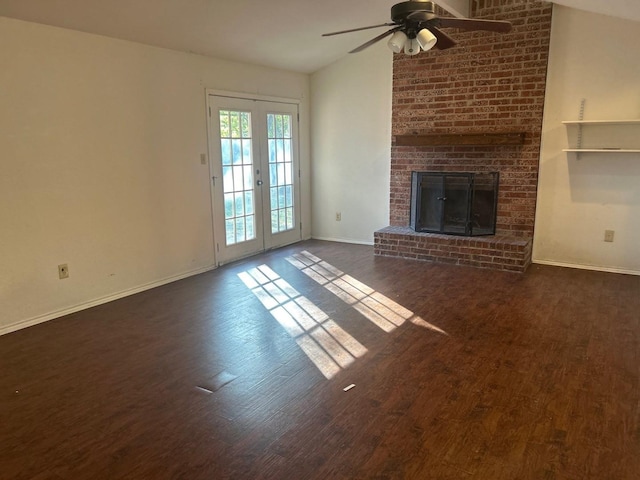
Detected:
left=410, top=172, right=499, bottom=236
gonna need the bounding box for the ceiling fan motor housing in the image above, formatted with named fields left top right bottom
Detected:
left=391, top=1, right=436, bottom=23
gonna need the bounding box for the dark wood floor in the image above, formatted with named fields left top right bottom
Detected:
left=1, top=240, right=639, bottom=479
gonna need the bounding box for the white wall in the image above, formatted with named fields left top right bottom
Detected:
left=0, top=16, right=310, bottom=334
left=310, top=41, right=392, bottom=245
left=534, top=6, right=640, bottom=274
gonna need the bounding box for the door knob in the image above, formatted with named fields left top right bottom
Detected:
left=257, top=180, right=263, bottom=186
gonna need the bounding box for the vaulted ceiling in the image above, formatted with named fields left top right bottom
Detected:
left=1, top=1, right=639, bottom=74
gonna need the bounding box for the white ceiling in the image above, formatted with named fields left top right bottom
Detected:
left=0, top=1, right=639, bottom=74
left=0, top=0, right=398, bottom=73
left=550, top=0, right=640, bottom=23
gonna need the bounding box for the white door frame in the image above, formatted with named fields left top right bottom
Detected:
left=205, top=90, right=302, bottom=265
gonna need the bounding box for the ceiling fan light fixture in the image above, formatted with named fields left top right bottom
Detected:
left=404, top=37, right=421, bottom=56
left=416, top=28, right=438, bottom=51
left=387, top=30, right=408, bottom=54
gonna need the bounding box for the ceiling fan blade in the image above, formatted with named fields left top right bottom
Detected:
left=437, top=17, right=512, bottom=33
left=322, top=23, right=396, bottom=37
left=349, top=27, right=401, bottom=54
left=428, top=26, right=457, bottom=50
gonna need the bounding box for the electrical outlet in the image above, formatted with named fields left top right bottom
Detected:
left=604, top=230, right=614, bottom=242
left=336, top=212, right=341, bottom=221
left=58, top=264, right=69, bottom=279
left=200, top=153, right=207, bottom=165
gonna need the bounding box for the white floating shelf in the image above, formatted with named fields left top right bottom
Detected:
left=562, top=105, right=640, bottom=156
left=562, top=120, right=640, bottom=125
left=563, top=149, right=640, bottom=153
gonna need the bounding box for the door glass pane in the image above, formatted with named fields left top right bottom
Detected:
left=420, top=175, right=442, bottom=231
left=470, top=173, right=498, bottom=236
left=219, top=110, right=256, bottom=246
left=244, top=191, right=254, bottom=215
left=443, top=175, right=470, bottom=234
left=267, top=113, right=295, bottom=234
left=220, top=140, right=232, bottom=165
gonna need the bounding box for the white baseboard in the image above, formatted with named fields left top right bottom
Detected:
left=532, top=259, right=640, bottom=276
left=310, top=236, right=374, bottom=246
left=1, top=265, right=217, bottom=336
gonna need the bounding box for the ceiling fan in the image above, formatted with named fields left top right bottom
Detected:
left=322, top=0, right=512, bottom=55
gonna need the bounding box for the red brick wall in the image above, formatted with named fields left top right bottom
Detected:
left=390, top=0, right=553, bottom=237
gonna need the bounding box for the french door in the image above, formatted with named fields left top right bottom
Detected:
left=208, top=95, right=301, bottom=265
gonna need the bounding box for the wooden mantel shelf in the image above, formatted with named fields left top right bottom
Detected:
left=394, top=132, right=526, bottom=147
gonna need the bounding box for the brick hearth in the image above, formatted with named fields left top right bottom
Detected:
left=374, top=226, right=532, bottom=273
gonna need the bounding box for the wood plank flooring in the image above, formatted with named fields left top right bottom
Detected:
left=1, top=240, right=639, bottom=479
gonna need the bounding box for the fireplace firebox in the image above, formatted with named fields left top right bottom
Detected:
left=410, top=172, right=499, bottom=236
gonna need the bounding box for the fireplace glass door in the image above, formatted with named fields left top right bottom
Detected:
left=410, top=172, right=498, bottom=236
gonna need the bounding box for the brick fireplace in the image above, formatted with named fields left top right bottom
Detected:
left=374, top=0, right=553, bottom=273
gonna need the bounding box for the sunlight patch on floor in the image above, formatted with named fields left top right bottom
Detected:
left=238, top=265, right=367, bottom=379
left=286, top=251, right=448, bottom=336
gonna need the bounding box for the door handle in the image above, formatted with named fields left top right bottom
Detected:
left=257, top=180, right=263, bottom=186
left=437, top=197, right=447, bottom=201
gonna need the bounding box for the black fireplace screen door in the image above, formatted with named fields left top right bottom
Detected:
left=410, top=172, right=499, bottom=236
